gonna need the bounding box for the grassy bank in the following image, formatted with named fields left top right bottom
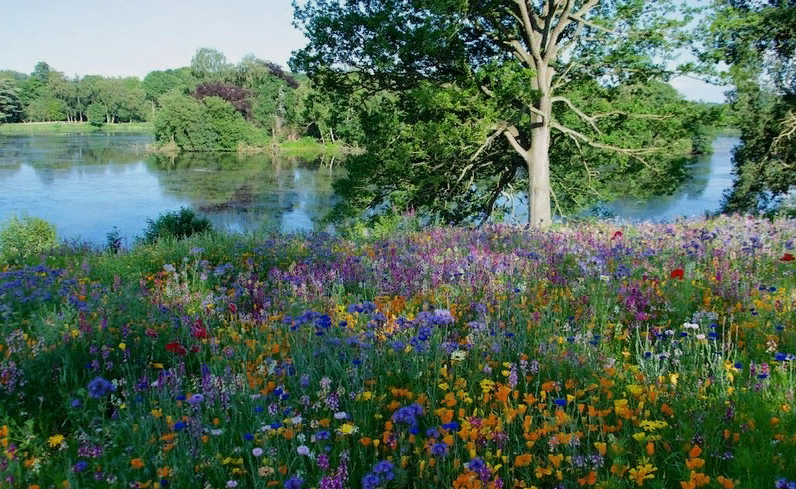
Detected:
left=0, top=121, right=154, bottom=134
left=144, top=138, right=359, bottom=157
left=2, top=215, right=796, bottom=488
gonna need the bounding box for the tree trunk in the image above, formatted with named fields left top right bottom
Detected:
left=527, top=68, right=553, bottom=228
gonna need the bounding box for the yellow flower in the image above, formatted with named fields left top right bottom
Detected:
left=337, top=423, right=357, bottom=435
left=48, top=434, right=64, bottom=447
left=119, top=342, right=126, bottom=351
left=629, top=463, right=657, bottom=486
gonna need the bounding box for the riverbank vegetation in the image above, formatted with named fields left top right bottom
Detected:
left=2, top=214, right=796, bottom=488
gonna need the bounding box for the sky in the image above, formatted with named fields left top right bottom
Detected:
left=1, top=0, right=727, bottom=103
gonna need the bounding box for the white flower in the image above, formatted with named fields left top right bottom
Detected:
left=292, top=415, right=303, bottom=425
left=334, top=412, right=348, bottom=420
left=696, top=334, right=706, bottom=341
left=451, top=350, right=467, bottom=361
left=297, top=445, right=310, bottom=456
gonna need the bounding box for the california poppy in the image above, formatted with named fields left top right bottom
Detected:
left=670, top=268, right=684, bottom=279
left=780, top=253, right=795, bottom=262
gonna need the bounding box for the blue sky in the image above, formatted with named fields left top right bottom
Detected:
left=1, top=0, right=726, bottom=102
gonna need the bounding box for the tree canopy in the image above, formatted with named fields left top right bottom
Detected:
left=291, top=0, right=706, bottom=227
left=699, top=0, right=796, bottom=213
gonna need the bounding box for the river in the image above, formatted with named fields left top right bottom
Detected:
left=0, top=133, right=740, bottom=245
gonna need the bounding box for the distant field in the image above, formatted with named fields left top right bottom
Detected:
left=0, top=122, right=153, bottom=134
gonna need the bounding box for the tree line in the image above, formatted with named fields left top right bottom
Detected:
left=0, top=49, right=366, bottom=151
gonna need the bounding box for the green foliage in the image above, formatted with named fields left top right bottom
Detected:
left=699, top=0, right=796, bottom=213
left=139, top=207, right=212, bottom=244
left=153, top=92, right=265, bottom=151
left=191, top=47, right=229, bottom=79
left=0, top=215, right=58, bottom=260
left=86, top=103, right=106, bottom=127
left=292, top=0, right=704, bottom=227
left=0, top=77, right=22, bottom=123
left=25, top=96, right=67, bottom=122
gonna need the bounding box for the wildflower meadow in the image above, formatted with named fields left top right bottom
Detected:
left=2, top=215, right=796, bottom=489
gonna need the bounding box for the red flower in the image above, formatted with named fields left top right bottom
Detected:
left=165, top=341, right=187, bottom=356
left=191, top=325, right=208, bottom=339
left=612, top=231, right=623, bottom=240
left=670, top=268, right=684, bottom=280
left=780, top=253, right=795, bottom=262
left=229, top=303, right=237, bottom=314
left=145, top=328, right=159, bottom=338
left=190, top=345, right=201, bottom=353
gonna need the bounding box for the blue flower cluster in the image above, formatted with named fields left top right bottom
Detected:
left=362, top=460, right=395, bottom=489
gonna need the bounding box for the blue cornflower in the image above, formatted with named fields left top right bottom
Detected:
left=73, top=460, right=89, bottom=472
left=431, top=442, right=449, bottom=457
left=426, top=428, right=440, bottom=438
left=174, top=421, right=185, bottom=432
left=469, top=458, right=485, bottom=471
left=442, top=422, right=459, bottom=430
left=776, top=352, right=787, bottom=362
left=244, top=433, right=254, bottom=441
left=734, top=362, right=743, bottom=369
left=373, top=460, right=395, bottom=476
left=316, top=430, right=331, bottom=440
left=554, top=398, right=567, bottom=407
left=284, top=476, right=304, bottom=489
left=87, top=377, right=116, bottom=398
left=362, top=474, right=380, bottom=489
left=70, top=398, right=82, bottom=409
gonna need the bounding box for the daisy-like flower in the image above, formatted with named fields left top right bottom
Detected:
left=227, top=481, right=238, bottom=488
left=48, top=434, right=64, bottom=448
left=252, top=448, right=264, bottom=457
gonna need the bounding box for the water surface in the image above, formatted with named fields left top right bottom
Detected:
left=0, top=133, right=740, bottom=244
left=0, top=133, right=341, bottom=245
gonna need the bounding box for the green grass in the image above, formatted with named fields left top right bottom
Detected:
left=0, top=122, right=153, bottom=134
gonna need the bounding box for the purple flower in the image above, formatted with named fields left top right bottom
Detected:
left=187, top=394, right=204, bottom=406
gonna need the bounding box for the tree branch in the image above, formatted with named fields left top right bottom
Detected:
left=543, top=0, right=575, bottom=63
left=551, top=120, right=664, bottom=173
left=567, top=14, right=615, bottom=34
left=551, top=95, right=600, bottom=133
left=503, top=126, right=529, bottom=159
left=478, top=165, right=519, bottom=228
left=514, top=0, right=543, bottom=64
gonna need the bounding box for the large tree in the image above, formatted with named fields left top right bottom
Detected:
left=291, top=0, right=698, bottom=227
left=191, top=48, right=229, bottom=80
left=0, top=77, right=22, bottom=123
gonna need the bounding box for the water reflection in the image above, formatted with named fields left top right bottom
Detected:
left=605, top=136, right=738, bottom=220
left=0, top=133, right=342, bottom=244
left=0, top=132, right=741, bottom=244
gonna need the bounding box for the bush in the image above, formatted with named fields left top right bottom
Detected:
left=0, top=215, right=58, bottom=260
left=154, top=92, right=265, bottom=151
left=140, top=207, right=212, bottom=244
